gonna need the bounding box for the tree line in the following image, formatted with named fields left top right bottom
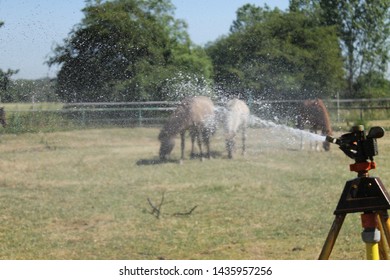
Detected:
left=1, top=0, right=389, bottom=103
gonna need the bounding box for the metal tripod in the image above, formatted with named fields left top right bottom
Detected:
left=319, top=164, right=390, bottom=260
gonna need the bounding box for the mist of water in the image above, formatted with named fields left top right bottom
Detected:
left=162, top=75, right=327, bottom=149
left=249, top=115, right=326, bottom=143
left=214, top=104, right=326, bottom=151
left=249, top=115, right=325, bottom=149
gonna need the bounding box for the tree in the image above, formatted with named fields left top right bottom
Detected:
left=353, top=71, right=390, bottom=99
left=291, top=0, right=390, bottom=98
left=1, top=78, right=57, bottom=103
left=48, top=0, right=213, bottom=102
left=0, top=69, right=19, bottom=91
left=0, top=21, right=19, bottom=101
left=207, top=7, right=344, bottom=101
left=230, top=4, right=276, bottom=33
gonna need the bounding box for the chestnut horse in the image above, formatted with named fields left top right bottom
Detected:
left=296, top=99, right=332, bottom=151
left=158, top=96, right=216, bottom=161
left=0, top=107, right=6, bottom=127
left=223, top=99, right=250, bottom=159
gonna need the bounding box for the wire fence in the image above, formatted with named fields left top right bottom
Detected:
left=3, top=98, right=390, bottom=133
left=251, top=98, right=390, bottom=123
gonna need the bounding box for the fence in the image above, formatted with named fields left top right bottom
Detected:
left=61, top=101, right=178, bottom=126
left=251, top=98, right=390, bottom=124
left=4, top=98, right=390, bottom=133
left=327, top=98, right=390, bottom=122
left=4, top=101, right=177, bottom=133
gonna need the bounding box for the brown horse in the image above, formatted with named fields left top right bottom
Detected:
left=296, top=99, right=332, bottom=151
left=158, top=96, right=216, bottom=161
left=223, top=99, right=250, bottom=159
left=0, top=107, right=6, bottom=127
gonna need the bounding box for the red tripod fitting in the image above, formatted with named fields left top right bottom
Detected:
left=350, top=161, right=376, bottom=173
left=361, top=213, right=378, bottom=229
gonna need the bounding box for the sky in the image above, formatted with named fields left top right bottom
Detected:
left=0, top=0, right=289, bottom=80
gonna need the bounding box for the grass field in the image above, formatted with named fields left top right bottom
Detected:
left=1, top=124, right=390, bottom=260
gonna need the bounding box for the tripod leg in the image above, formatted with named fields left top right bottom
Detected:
left=361, top=213, right=380, bottom=260
left=377, top=214, right=389, bottom=260
left=378, top=211, right=390, bottom=248
left=319, top=214, right=345, bottom=260
left=365, top=243, right=380, bottom=260
left=378, top=210, right=390, bottom=260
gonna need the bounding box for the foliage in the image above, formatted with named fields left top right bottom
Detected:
left=0, top=69, right=19, bottom=94
left=48, top=0, right=213, bottom=102
left=292, top=0, right=390, bottom=98
left=1, top=78, right=58, bottom=103
left=4, top=1, right=389, bottom=102
left=0, top=21, right=20, bottom=101
left=229, top=4, right=275, bottom=33
left=206, top=6, right=345, bottom=100
left=353, top=71, right=390, bottom=99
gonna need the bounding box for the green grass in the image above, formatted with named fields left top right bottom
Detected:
left=2, top=102, right=64, bottom=111
left=0, top=126, right=390, bottom=259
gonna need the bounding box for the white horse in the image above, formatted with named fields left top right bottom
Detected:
left=223, top=99, right=250, bottom=159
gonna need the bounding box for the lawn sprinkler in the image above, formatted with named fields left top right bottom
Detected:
left=319, top=125, right=390, bottom=260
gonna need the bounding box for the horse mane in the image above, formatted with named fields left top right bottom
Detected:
left=158, top=97, right=192, bottom=140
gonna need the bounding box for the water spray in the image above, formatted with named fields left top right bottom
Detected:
left=249, top=115, right=326, bottom=146
left=319, top=125, right=390, bottom=260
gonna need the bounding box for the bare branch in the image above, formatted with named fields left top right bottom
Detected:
left=173, top=205, right=198, bottom=216
left=147, top=197, right=160, bottom=218
left=146, top=192, right=197, bottom=218
left=147, top=192, right=166, bottom=219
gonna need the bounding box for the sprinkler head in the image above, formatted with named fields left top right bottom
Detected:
left=367, top=126, right=385, bottom=139
left=325, top=135, right=341, bottom=145
left=325, top=126, right=385, bottom=163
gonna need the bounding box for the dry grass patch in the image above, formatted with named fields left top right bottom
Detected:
left=0, top=126, right=389, bottom=259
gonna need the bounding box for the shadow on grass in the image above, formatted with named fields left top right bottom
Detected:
left=136, top=151, right=224, bottom=166
left=136, top=158, right=177, bottom=165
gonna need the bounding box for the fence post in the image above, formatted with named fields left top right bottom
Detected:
left=81, top=107, right=86, bottom=127
left=336, top=91, right=340, bottom=123
left=138, top=109, right=142, bottom=127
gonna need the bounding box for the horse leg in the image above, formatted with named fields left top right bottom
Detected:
left=202, top=129, right=211, bottom=159
left=203, top=135, right=210, bottom=159
left=322, top=127, right=330, bottom=151
left=225, top=135, right=234, bottom=159
left=242, top=126, right=246, bottom=156
left=315, top=129, right=321, bottom=151
left=309, top=129, right=315, bottom=150
left=297, top=116, right=305, bottom=150
left=180, top=131, right=186, bottom=160
left=196, top=128, right=204, bottom=161
left=310, top=128, right=320, bottom=151
left=190, top=128, right=196, bottom=159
